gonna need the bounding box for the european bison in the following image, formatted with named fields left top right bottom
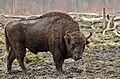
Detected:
left=5, top=12, right=92, bottom=75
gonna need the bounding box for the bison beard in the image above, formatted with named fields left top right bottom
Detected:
left=4, top=12, right=91, bottom=76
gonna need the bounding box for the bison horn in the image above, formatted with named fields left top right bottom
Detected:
left=65, top=30, right=72, bottom=38
left=86, top=31, right=92, bottom=39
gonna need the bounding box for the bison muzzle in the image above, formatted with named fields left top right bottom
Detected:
left=4, top=12, right=92, bottom=75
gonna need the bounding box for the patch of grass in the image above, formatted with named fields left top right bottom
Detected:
left=88, top=42, right=120, bottom=51
left=0, top=74, right=4, bottom=78
left=25, top=56, right=45, bottom=66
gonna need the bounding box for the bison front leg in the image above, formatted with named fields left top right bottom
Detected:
left=54, top=59, right=64, bottom=76
left=52, top=48, right=64, bottom=76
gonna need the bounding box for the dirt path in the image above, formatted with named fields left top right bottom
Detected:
left=0, top=47, right=119, bottom=79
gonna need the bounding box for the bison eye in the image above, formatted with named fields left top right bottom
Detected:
left=83, top=44, right=85, bottom=51
left=71, top=43, right=75, bottom=49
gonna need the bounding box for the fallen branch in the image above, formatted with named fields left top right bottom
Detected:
left=113, top=29, right=120, bottom=37
left=0, top=22, right=4, bottom=28
left=81, top=16, right=102, bottom=23
left=103, top=16, right=114, bottom=35
left=1, top=15, right=41, bottom=20
left=114, top=16, right=120, bottom=21
left=68, top=12, right=101, bottom=16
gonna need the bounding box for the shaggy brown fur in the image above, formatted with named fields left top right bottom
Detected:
left=30, top=12, right=73, bottom=21
left=4, top=12, right=91, bottom=75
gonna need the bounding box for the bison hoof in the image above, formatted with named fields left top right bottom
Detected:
left=57, top=73, right=66, bottom=79
left=56, top=71, right=64, bottom=76
left=5, top=70, right=12, bottom=74
left=22, top=70, right=31, bottom=75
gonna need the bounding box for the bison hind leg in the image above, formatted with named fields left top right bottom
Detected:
left=6, top=48, right=16, bottom=74
left=15, top=44, right=31, bottom=74
left=16, top=49, right=26, bottom=72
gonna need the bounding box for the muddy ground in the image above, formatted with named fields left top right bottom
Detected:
left=0, top=14, right=120, bottom=79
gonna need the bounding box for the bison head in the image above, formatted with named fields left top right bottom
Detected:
left=64, top=31, right=92, bottom=61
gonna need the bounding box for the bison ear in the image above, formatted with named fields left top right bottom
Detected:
left=64, top=30, right=71, bottom=53
left=64, top=30, right=71, bottom=44
left=65, top=30, right=71, bottom=37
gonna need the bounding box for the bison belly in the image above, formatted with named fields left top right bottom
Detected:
left=24, top=29, right=50, bottom=53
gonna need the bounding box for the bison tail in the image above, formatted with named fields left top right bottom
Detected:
left=4, top=26, right=11, bottom=52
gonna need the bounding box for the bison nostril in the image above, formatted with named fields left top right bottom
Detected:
left=74, top=56, right=78, bottom=59
left=80, top=56, right=82, bottom=59
left=74, top=55, right=82, bottom=60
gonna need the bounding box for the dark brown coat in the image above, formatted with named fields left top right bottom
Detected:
left=5, top=12, right=91, bottom=75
